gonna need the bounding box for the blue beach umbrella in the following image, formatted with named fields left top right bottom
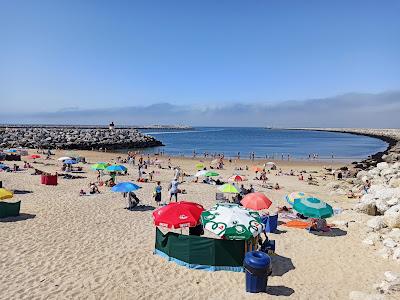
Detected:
left=293, top=197, right=333, bottom=219
left=111, top=182, right=141, bottom=193
left=64, top=159, right=77, bottom=165
left=106, top=165, right=127, bottom=172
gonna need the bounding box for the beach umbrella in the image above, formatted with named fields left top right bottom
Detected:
left=153, top=201, right=205, bottom=229
left=111, top=182, right=141, bottom=193
left=205, top=171, right=219, bottom=177
left=265, top=162, right=276, bottom=166
left=63, top=159, right=77, bottom=165
left=285, top=192, right=309, bottom=206
left=241, top=192, right=272, bottom=210
left=195, top=170, right=208, bottom=177
left=5, top=149, right=17, bottom=153
left=201, top=203, right=264, bottom=240
left=228, top=175, right=246, bottom=182
left=57, top=156, right=72, bottom=161
left=106, top=165, right=127, bottom=172
left=91, top=162, right=109, bottom=170
left=195, top=163, right=205, bottom=170
left=218, top=184, right=239, bottom=194
left=0, top=188, right=13, bottom=200
left=251, top=166, right=263, bottom=172
left=293, top=197, right=333, bottom=219
left=28, top=154, right=41, bottom=159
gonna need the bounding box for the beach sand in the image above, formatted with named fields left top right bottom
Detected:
left=1, top=150, right=399, bottom=299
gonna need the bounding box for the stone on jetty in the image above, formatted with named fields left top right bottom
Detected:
left=0, top=127, right=163, bottom=150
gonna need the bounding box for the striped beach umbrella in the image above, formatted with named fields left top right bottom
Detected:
left=285, top=192, right=309, bottom=206
left=293, top=197, right=333, bottom=219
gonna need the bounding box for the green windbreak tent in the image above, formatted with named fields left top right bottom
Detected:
left=154, top=228, right=246, bottom=272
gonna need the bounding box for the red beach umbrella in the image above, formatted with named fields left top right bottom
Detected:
left=152, top=201, right=205, bottom=229
left=28, top=154, right=41, bottom=159
left=241, top=192, right=272, bottom=210
left=229, top=175, right=246, bottom=182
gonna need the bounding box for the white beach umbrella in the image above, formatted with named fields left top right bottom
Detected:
left=195, top=170, right=208, bottom=177
left=58, top=156, right=72, bottom=161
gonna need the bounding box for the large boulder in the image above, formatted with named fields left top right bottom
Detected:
left=367, top=217, right=387, bottom=231
left=384, top=205, right=400, bottom=228
left=377, top=162, right=389, bottom=170
left=376, top=199, right=390, bottom=214
left=355, top=198, right=377, bottom=216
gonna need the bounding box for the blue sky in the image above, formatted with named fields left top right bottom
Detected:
left=0, top=0, right=399, bottom=125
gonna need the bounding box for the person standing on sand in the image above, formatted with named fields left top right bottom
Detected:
left=168, top=178, right=179, bottom=202
left=154, top=181, right=162, bottom=206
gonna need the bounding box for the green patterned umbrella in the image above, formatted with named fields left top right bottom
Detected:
left=200, top=203, right=264, bottom=240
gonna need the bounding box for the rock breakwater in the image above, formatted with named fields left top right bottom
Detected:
left=0, top=127, right=163, bottom=150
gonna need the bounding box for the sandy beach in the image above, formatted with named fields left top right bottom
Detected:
left=1, top=150, right=400, bottom=300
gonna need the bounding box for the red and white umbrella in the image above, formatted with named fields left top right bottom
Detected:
left=228, top=175, right=246, bottom=182
left=152, top=201, right=205, bottom=229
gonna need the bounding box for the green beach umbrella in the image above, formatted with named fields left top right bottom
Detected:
left=201, top=203, right=264, bottom=240
left=205, top=171, right=219, bottom=177
left=218, top=183, right=239, bottom=194
left=195, top=163, right=205, bottom=170
left=91, top=162, right=109, bottom=170
left=293, top=197, right=333, bottom=219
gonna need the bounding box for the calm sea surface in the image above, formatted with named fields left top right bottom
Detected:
left=137, top=127, right=387, bottom=161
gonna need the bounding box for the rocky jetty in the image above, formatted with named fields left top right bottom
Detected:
left=0, top=127, right=163, bottom=150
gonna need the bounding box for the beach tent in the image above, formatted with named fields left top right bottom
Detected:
left=0, top=189, right=20, bottom=218
left=154, top=228, right=245, bottom=272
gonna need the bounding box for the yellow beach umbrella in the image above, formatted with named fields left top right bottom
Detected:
left=0, top=188, right=13, bottom=201
left=195, top=163, right=205, bottom=170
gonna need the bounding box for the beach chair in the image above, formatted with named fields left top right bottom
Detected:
left=262, top=214, right=278, bottom=233
left=215, top=193, right=228, bottom=203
